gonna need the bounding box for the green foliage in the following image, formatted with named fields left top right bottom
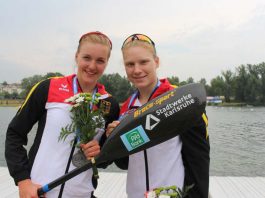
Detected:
left=21, top=72, right=64, bottom=97
left=168, top=76, right=180, bottom=86
left=99, top=73, right=134, bottom=103
left=221, top=70, right=234, bottom=102
left=148, top=184, right=194, bottom=198
left=43, top=72, right=64, bottom=79
left=209, top=76, right=225, bottom=96
left=186, top=77, right=194, bottom=84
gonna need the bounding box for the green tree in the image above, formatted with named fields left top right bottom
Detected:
left=43, top=72, right=64, bottom=79
left=198, top=78, right=207, bottom=86
left=168, top=76, right=179, bottom=86
left=198, top=78, right=210, bottom=96
left=186, top=77, right=194, bottom=84
left=20, top=72, right=64, bottom=98
left=21, top=75, right=43, bottom=97
left=234, top=65, right=248, bottom=102
left=221, top=70, right=234, bottom=102
left=99, top=73, right=133, bottom=103
left=245, top=64, right=261, bottom=103
left=19, top=89, right=30, bottom=99
left=2, top=91, right=11, bottom=99
left=257, top=62, right=265, bottom=103
left=179, top=81, right=188, bottom=86
left=10, top=91, right=19, bottom=99
left=209, top=76, right=225, bottom=96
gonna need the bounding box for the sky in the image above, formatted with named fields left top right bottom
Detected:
left=1, top=0, right=265, bottom=84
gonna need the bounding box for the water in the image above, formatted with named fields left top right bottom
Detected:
left=1, top=106, right=265, bottom=176
left=208, top=106, right=265, bottom=176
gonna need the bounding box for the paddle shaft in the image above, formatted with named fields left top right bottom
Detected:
left=37, top=161, right=93, bottom=195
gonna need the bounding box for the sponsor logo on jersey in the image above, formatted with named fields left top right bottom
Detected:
left=59, top=84, right=70, bottom=92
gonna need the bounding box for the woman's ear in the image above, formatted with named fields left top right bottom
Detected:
left=75, top=53, right=78, bottom=61
left=75, top=52, right=79, bottom=64
left=155, top=56, right=160, bottom=68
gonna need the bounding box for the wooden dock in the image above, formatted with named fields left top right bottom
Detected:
left=1, top=167, right=265, bottom=197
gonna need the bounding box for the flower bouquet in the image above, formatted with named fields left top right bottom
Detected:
left=58, top=92, right=105, bottom=147
left=145, top=185, right=194, bottom=198
left=58, top=92, right=105, bottom=176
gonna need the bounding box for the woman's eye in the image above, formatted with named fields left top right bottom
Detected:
left=140, top=60, right=149, bottom=65
left=83, top=56, right=91, bottom=60
left=97, top=59, right=105, bottom=64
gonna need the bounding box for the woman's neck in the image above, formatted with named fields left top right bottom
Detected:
left=81, top=85, right=96, bottom=93
left=138, top=80, right=159, bottom=104
left=76, top=77, right=96, bottom=93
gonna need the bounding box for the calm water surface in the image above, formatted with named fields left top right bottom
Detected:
left=1, top=106, right=265, bottom=176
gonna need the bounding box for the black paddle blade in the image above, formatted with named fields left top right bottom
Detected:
left=97, top=83, right=206, bottom=163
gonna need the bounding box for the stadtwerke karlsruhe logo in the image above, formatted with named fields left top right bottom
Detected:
left=120, top=125, right=150, bottom=151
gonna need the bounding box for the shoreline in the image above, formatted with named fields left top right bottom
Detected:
left=207, top=102, right=265, bottom=107
left=1, top=100, right=264, bottom=107
left=0, top=99, right=23, bottom=107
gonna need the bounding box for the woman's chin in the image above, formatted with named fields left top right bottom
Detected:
left=79, top=77, right=97, bottom=87
left=134, top=81, right=147, bottom=89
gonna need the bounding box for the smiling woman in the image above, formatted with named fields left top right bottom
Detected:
left=105, top=33, right=210, bottom=198
left=4, top=31, right=120, bottom=198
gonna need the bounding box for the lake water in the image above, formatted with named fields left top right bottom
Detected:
left=1, top=106, right=265, bottom=176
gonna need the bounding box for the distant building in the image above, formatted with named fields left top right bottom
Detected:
left=0, top=83, right=23, bottom=94
left=207, top=96, right=223, bottom=104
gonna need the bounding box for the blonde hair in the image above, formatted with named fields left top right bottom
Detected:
left=122, top=40, right=157, bottom=58
left=77, top=33, right=112, bottom=58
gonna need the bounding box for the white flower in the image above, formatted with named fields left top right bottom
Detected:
left=73, top=103, right=80, bottom=108
left=75, top=96, right=85, bottom=103
left=65, top=96, right=75, bottom=103
left=73, top=93, right=80, bottom=100
left=146, top=191, right=156, bottom=198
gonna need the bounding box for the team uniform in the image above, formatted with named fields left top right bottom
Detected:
left=5, top=74, right=120, bottom=198
left=115, top=79, right=210, bottom=198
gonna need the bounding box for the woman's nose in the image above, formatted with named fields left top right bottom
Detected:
left=133, top=64, right=142, bottom=73
left=88, top=60, right=96, bottom=70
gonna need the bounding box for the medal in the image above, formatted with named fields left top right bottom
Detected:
left=72, top=149, right=88, bottom=168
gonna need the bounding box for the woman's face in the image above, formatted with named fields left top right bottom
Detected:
left=123, top=46, right=159, bottom=90
left=76, top=42, right=109, bottom=88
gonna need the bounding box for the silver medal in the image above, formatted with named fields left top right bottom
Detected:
left=72, top=149, right=88, bottom=168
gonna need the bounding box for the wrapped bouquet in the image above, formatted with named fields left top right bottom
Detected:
left=145, top=185, right=194, bottom=198
left=58, top=92, right=105, bottom=146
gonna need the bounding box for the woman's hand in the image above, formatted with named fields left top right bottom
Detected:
left=80, top=140, right=100, bottom=160
left=18, top=179, right=44, bottom=198
left=106, top=121, right=120, bottom=137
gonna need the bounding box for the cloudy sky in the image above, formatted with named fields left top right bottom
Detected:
left=1, top=0, right=265, bottom=84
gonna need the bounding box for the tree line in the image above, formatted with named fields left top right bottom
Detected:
left=206, top=62, right=265, bottom=105
left=1, top=62, right=265, bottom=105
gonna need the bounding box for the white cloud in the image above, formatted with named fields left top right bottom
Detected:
left=0, top=0, right=265, bottom=83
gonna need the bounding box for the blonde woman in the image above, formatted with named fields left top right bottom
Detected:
left=107, top=33, right=209, bottom=198
left=5, top=31, right=120, bottom=198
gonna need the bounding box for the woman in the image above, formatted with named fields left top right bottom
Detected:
left=107, top=33, right=210, bottom=198
left=5, top=31, right=120, bottom=198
